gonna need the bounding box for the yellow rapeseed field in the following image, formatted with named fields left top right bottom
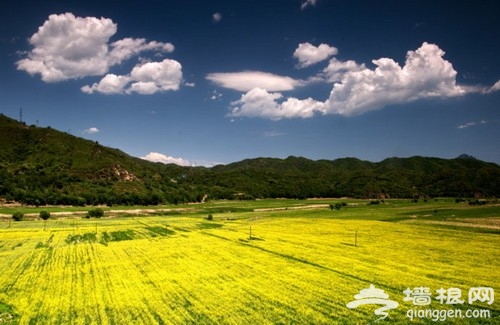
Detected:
left=0, top=200, right=498, bottom=324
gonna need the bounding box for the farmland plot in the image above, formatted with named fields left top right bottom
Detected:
left=0, top=200, right=498, bottom=324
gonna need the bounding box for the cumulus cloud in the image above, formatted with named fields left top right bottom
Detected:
left=140, top=152, right=192, bottom=166
left=229, top=87, right=325, bottom=120
left=294, top=42, right=338, bottom=68
left=206, top=71, right=302, bottom=92
left=322, top=58, right=365, bottom=82
left=224, top=42, right=468, bottom=119
left=16, top=12, right=180, bottom=95
left=128, top=59, right=183, bottom=93
left=324, top=42, right=466, bottom=116
left=82, top=58, right=182, bottom=94
left=17, top=13, right=116, bottom=81
left=81, top=74, right=130, bottom=94
left=83, top=127, right=100, bottom=134
left=108, top=38, right=174, bottom=66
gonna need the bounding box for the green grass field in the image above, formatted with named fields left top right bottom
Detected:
left=0, top=199, right=498, bottom=324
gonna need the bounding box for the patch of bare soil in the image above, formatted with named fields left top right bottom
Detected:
left=254, top=204, right=329, bottom=212
left=402, top=217, right=500, bottom=230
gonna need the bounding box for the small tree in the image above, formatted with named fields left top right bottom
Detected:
left=12, top=211, right=24, bottom=221
left=88, top=208, right=104, bottom=218
left=206, top=214, right=213, bottom=221
left=330, top=203, right=342, bottom=211
left=40, top=211, right=51, bottom=220
left=40, top=211, right=51, bottom=230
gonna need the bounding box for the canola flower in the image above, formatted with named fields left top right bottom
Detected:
left=0, top=204, right=498, bottom=324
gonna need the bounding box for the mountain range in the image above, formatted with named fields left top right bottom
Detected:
left=1, top=113, right=499, bottom=206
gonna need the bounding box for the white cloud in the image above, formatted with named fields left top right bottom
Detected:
left=140, top=152, right=192, bottom=166
left=229, top=87, right=325, bottom=120
left=294, top=42, right=338, bottom=68
left=324, top=42, right=466, bottom=116
left=206, top=71, right=302, bottom=92
left=458, top=122, right=475, bottom=129
left=83, top=127, right=100, bottom=134
left=263, top=131, right=286, bottom=137
left=128, top=59, right=183, bottom=93
left=82, top=59, right=182, bottom=95
left=212, top=12, right=222, bottom=23
left=224, top=43, right=469, bottom=120
left=210, top=90, right=222, bottom=100
left=301, top=0, right=318, bottom=10
left=108, top=38, right=174, bottom=66
left=322, top=58, right=365, bottom=82
left=458, top=120, right=487, bottom=129
left=486, top=80, right=500, bottom=93
left=16, top=12, right=176, bottom=86
left=81, top=74, right=130, bottom=94
left=17, top=13, right=115, bottom=81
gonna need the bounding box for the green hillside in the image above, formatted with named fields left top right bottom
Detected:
left=0, top=114, right=199, bottom=205
left=1, top=113, right=499, bottom=206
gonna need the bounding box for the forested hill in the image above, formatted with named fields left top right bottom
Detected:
left=1, top=113, right=499, bottom=206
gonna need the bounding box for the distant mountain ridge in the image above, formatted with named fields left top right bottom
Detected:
left=1, top=113, right=499, bottom=205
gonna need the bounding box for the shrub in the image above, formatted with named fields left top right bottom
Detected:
left=12, top=211, right=24, bottom=221
left=207, top=214, right=213, bottom=221
left=39, top=210, right=51, bottom=220
left=330, top=203, right=343, bottom=210
left=88, top=208, right=104, bottom=218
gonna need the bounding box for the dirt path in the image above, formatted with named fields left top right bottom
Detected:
left=253, top=204, right=330, bottom=212
left=0, top=207, right=196, bottom=219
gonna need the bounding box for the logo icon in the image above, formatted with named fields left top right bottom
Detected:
left=346, top=284, right=399, bottom=322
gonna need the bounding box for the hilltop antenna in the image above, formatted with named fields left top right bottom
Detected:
left=19, top=107, right=23, bottom=123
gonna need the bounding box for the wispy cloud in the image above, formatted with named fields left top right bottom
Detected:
left=457, top=120, right=487, bottom=129
left=263, top=131, right=286, bottom=137
left=486, top=80, right=500, bottom=94
left=301, top=0, right=318, bottom=10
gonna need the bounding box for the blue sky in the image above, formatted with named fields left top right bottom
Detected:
left=1, top=0, right=499, bottom=166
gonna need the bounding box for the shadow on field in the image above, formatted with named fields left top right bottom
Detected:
left=238, top=236, right=265, bottom=243
left=340, top=242, right=357, bottom=247
left=197, top=222, right=223, bottom=229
